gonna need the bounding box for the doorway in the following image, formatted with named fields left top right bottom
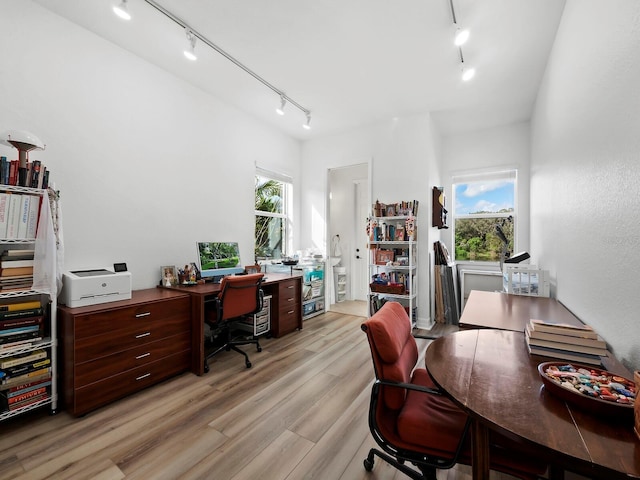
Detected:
left=327, top=163, right=370, bottom=317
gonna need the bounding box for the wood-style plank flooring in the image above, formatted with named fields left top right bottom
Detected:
left=0, top=310, right=577, bottom=480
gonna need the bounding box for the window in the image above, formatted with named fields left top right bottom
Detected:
left=452, top=170, right=517, bottom=262
left=255, top=169, right=292, bottom=261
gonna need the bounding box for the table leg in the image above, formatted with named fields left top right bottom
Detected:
left=471, top=419, right=490, bottom=480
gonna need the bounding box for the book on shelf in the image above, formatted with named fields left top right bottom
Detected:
left=529, top=319, right=599, bottom=340
left=5, top=194, right=22, bottom=239
left=0, top=336, right=43, bottom=351
left=1, top=357, right=51, bottom=377
left=6, top=377, right=51, bottom=395
left=0, top=369, right=51, bottom=389
left=0, top=300, right=41, bottom=312
left=26, top=196, right=40, bottom=238
left=525, top=341, right=603, bottom=366
left=0, top=349, right=47, bottom=369
left=16, top=195, right=30, bottom=239
left=0, top=315, right=44, bottom=331
left=0, top=193, right=8, bottom=238
left=0, top=258, right=34, bottom=269
left=526, top=321, right=606, bottom=349
left=2, top=249, right=35, bottom=258
left=0, top=325, right=40, bottom=337
left=1, top=385, right=48, bottom=408
left=0, top=266, right=34, bottom=277
left=2, top=392, right=49, bottom=412
left=525, top=325, right=607, bottom=356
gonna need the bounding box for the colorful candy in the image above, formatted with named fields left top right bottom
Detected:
left=544, top=364, right=636, bottom=405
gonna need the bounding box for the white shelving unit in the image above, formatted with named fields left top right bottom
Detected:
left=334, top=267, right=346, bottom=303
left=367, top=212, right=418, bottom=325
left=0, top=185, right=59, bottom=421
left=300, top=261, right=325, bottom=320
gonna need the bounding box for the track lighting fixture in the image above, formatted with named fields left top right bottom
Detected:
left=113, top=0, right=131, bottom=21
left=302, top=113, right=312, bottom=130
left=183, top=29, right=197, bottom=61
left=461, top=65, right=476, bottom=82
left=276, top=95, right=286, bottom=116
left=454, top=26, right=469, bottom=46
left=449, top=0, right=476, bottom=82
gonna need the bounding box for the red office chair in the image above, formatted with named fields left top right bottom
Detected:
left=361, top=301, right=545, bottom=480
left=204, top=273, right=264, bottom=372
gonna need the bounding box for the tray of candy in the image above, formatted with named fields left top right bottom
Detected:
left=538, top=362, right=636, bottom=418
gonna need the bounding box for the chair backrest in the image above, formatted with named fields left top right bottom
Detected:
left=218, top=273, right=264, bottom=321
left=361, top=301, right=418, bottom=411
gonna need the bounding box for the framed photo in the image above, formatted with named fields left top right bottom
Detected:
left=394, top=226, right=405, bottom=241
left=396, top=256, right=409, bottom=266
left=245, top=264, right=261, bottom=274
left=375, top=249, right=394, bottom=265
left=385, top=204, right=396, bottom=217
left=161, top=265, right=178, bottom=286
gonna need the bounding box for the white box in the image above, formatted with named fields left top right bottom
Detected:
left=60, top=268, right=132, bottom=308
left=503, top=265, right=550, bottom=297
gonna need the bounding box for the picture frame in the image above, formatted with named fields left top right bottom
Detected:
left=394, top=226, right=405, bottom=241
left=396, top=256, right=409, bottom=266
left=385, top=204, right=396, bottom=217
left=375, top=249, right=394, bottom=265
left=245, top=264, right=261, bottom=274
left=161, top=265, right=178, bottom=286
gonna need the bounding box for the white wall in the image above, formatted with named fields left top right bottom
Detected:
left=301, top=113, right=442, bottom=327
left=531, top=0, right=640, bottom=370
left=0, top=2, right=301, bottom=291
left=440, top=122, right=531, bottom=265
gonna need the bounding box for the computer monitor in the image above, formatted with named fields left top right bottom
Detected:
left=196, top=241, right=244, bottom=281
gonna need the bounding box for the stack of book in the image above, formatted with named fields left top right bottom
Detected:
left=0, top=349, right=51, bottom=412
left=0, top=300, right=44, bottom=350
left=0, top=249, right=35, bottom=291
left=525, top=319, right=607, bottom=366
left=0, top=193, right=41, bottom=240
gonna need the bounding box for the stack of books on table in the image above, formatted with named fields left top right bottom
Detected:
left=0, top=349, right=51, bottom=412
left=525, top=319, right=607, bottom=366
left=0, top=249, right=35, bottom=292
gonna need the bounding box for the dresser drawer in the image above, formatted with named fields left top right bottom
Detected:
left=73, top=349, right=191, bottom=416
left=74, top=332, right=191, bottom=387
left=278, top=305, right=301, bottom=335
left=278, top=279, right=301, bottom=305
left=73, top=296, right=190, bottom=339
left=74, top=314, right=190, bottom=363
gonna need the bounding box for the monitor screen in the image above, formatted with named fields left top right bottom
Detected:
left=196, top=242, right=244, bottom=279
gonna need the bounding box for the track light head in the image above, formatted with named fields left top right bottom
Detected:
left=184, top=29, right=197, bottom=61
left=454, top=26, right=469, bottom=46
left=113, top=0, right=131, bottom=21
left=302, top=113, right=312, bottom=130
left=276, top=95, right=286, bottom=116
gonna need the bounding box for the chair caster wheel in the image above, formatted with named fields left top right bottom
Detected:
left=204, top=363, right=210, bottom=373
left=363, top=458, right=374, bottom=471
left=257, top=346, right=262, bottom=352
left=246, top=362, right=252, bottom=368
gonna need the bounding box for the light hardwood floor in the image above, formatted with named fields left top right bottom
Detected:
left=1, top=311, right=528, bottom=480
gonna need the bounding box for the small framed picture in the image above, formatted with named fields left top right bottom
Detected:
left=161, top=265, right=178, bottom=286
left=375, top=249, right=394, bottom=265
left=385, top=204, right=396, bottom=217
left=394, top=226, right=405, bottom=241
left=396, top=256, right=409, bottom=266
left=245, top=264, right=261, bottom=274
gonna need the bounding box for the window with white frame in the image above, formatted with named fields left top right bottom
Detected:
left=452, top=170, right=517, bottom=262
left=255, top=168, right=292, bottom=261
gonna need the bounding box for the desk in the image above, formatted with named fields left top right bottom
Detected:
left=160, top=272, right=303, bottom=375
left=460, top=290, right=584, bottom=332
left=425, top=329, right=640, bottom=480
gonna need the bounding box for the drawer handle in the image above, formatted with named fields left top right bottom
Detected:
left=136, top=373, right=151, bottom=381
left=288, top=310, right=294, bottom=314
left=136, top=352, right=151, bottom=359
left=287, top=298, right=294, bottom=302
left=135, top=312, right=151, bottom=318
left=135, top=332, right=151, bottom=339
left=287, top=285, right=294, bottom=289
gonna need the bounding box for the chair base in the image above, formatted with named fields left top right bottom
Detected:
left=204, top=329, right=262, bottom=373
left=364, top=448, right=437, bottom=480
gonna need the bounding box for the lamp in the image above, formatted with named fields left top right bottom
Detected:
left=449, top=0, right=476, bottom=81
left=113, top=0, right=131, bottom=21
left=276, top=95, right=286, bottom=116
left=183, top=29, right=197, bottom=61
left=461, top=65, right=476, bottom=81
left=302, top=113, right=312, bottom=130
left=0, top=130, right=45, bottom=186
left=454, top=26, right=469, bottom=46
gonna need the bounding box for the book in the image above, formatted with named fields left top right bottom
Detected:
left=7, top=377, right=51, bottom=394
left=5, top=194, right=23, bottom=239
left=0, top=336, right=42, bottom=351
left=529, top=319, right=599, bottom=340
left=4, top=392, right=49, bottom=411
left=525, top=326, right=607, bottom=356
left=2, top=249, right=35, bottom=257
left=0, top=315, right=44, bottom=331
left=0, top=192, right=8, bottom=238
left=1, top=357, right=51, bottom=377
left=0, top=258, right=34, bottom=268
left=0, top=369, right=51, bottom=390
left=525, top=323, right=606, bottom=349
left=0, top=266, right=34, bottom=277
left=525, top=341, right=603, bottom=366
left=26, top=195, right=40, bottom=239
left=1, top=386, right=48, bottom=407
left=0, top=300, right=41, bottom=312
left=16, top=195, right=30, bottom=239
left=0, top=349, right=47, bottom=369
left=0, top=325, right=40, bottom=337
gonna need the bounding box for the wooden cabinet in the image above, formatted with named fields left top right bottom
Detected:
left=266, top=277, right=302, bottom=337
left=58, top=288, right=191, bottom=416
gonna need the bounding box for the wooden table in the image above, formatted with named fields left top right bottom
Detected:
left=160, top=272, right=303, bottom=375
left=460, top=290, right=585, bottom=332
left=425, top=329, right=640, bottom=480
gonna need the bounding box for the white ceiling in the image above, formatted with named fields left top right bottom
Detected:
left=33, top=0, right=566, bottom=140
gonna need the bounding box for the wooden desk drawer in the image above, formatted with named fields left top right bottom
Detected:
left=73, top=349, right=191, bottom=416
left=73, top=296, right=190, bottom=339
left=74, top=332, right=191, bottom=387
left=74, top=315, right=191, bottom=363
left=278, top=279, right=301, bottom=304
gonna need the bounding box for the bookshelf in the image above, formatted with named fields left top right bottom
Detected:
left=0, top=185, right=60, bottom=420
left=367, top=200, right=419, bottom=325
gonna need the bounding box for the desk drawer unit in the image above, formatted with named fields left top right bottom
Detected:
left=58, top=289, right=191, bottom=416
left=272, top=278, right=302, bottom=337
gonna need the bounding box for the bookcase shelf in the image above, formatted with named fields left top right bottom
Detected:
left=0, top=186, right=59, bottom=421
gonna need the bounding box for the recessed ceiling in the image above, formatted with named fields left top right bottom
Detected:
left=33, top=0, right=566, bottom=140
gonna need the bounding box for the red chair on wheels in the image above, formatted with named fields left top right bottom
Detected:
left=204, top=273, right=264, bottom=372
left=361, top=301, right=546, bottom=480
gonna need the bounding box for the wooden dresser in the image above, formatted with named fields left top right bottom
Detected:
left=58, top=288, right=191, bottom=416
left=266, top=276, right=302, bottom=337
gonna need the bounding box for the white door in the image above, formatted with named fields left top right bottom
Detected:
left=352, top=179, right=369, bottom=300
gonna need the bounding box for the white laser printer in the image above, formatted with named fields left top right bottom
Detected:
left=60, top=268, right=132, bottom=308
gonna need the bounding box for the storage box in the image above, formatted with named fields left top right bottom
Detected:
left=370, top=283, right=405, bottom=295
left=503, top=265, right=550, bottom=297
